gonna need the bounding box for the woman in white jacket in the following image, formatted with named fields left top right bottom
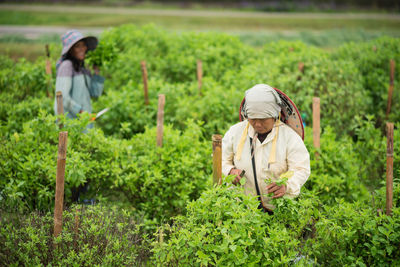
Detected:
left=222, top=84, right=310, bottom=213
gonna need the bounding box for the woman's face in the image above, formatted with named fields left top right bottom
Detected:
left=71, top=40, right=87, bottom=61
left=248, top=118, right=275, bottom=134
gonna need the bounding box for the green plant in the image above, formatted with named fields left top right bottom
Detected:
left=152, top=178, right=300, bottom=266
left=304, top=126, right=370, bottom=204
left=0, top=204, right=152, bottom=266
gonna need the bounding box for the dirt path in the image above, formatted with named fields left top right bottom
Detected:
left=0, top=25, right=103, bottom=38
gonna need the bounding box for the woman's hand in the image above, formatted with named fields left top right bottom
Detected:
left=93, top=65, right=100, bottom=75
left=266, top=182, right=286, bottom=199
left=229, top=168, right=243, bottom=185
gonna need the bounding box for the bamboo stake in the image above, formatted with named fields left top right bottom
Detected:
left=54, top=131, right=68, bottom=238
left=386, top=59, right=395, bottom=118
left=386, top=122, right=394, bottom=216
left=297, top=62, right=305, bottom=80
left=197, top=60, right=203, bottom=95
left=56, top=91, right=64, bottom=129
left=45, top=44, right=52, bottom=98
left=156, top=94, right=165, bottom=147
left=141, top=61, right=149, bottom=105
left=212, top=134, right=222, bottom=185
left=298, top=62, right=305, bottom=74
left=312, top=97, right=320, bottom=150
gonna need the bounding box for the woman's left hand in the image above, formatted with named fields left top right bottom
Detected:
left=266, top=183, right=286, bottom=199
left=93, top=65, right=100, bottom=75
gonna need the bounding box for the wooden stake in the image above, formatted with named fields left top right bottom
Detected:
left=386, top=59, right=395, bottom=118
left=45, top=44, right=52, bottom=98
left=298, top=62, right=305, bottom=74
left=386, top=122, right=394, bottom=216
left=297, top=62, right=305, bottom=80
left=212, top=134, right=222, bottom=185
left=390, top=59, right=395, bottom=85
left=156, top=94, right=165, bottom=147
left=56, top=91, right=64, bottom=129
left=313, top=97, right=320, bottom=151
left=54, top=131, right=68, bottom=238
left=141, top=61, right=149, bottom=105
left=197, top=60, right=203, bottom=95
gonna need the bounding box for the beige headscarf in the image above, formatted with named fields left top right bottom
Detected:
left=236, top=84, right=282, bottom=162
left=244, top=84, right=282, bottom=119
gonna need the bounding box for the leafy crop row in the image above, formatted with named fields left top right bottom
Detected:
left=0, top=24, right=399, bottom=265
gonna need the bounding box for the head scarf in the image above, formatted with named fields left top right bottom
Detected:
left=244, top=84, right=282, bottom=119
left=235, top=84, right=282, bottom=161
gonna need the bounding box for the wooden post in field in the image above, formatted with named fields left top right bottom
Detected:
left=313, top=97, right=320, bottom=155
left=298, top=62, right=305, bottom=73
left=56, top=91, right=64, bottom=129
left=297, top=62, right=305, bottom=80
left=53, top=131, right=68, bottom=238
left=212, top=134, right=222, bottom=185
left=197, top=60, right=203, bottom=95
left=156, top=94, right=165, bottom=147
left=45, top=44, right=52, bottom=98
left=141, top=61, right=149, bottom=105
left=386, top=122, right=394, bottom=216
left=386, top=59, right=395, bottom=118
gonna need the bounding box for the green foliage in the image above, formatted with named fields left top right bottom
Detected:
left=0, top=94, right=53, bottom=134
left=1, top=25, right=400, bottom=266
left=0, top=112, right=91, bottom=211
left=113, top=120, right=212, bottom=221
left=351, top=116, right=387, bottom=189
left=0, top=57, right=50, bottom=100
left=86, top=31, right=120, bottom=69
left=152, top=179, right=300, bottom=266
left=222, top=40, right=369, bottom=135
left=0, top=111, right=211, bottom=222
left=333, top=37, right=400, bottom=126
left=305, top=201, right=400, bottom=266
left=93, top=74, right=241, bottom=139
left=0, top=204, right=152, bottom=266
left=304, top=126, right=370, bottom=204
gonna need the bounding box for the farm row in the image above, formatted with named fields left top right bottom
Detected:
left=0, top=25, right=399, bottom=265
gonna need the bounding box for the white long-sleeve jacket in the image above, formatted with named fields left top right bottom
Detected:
left=222, top=120, right=310, bottom=210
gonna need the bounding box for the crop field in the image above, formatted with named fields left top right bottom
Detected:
left=0, top=23, right=400, bottom=265
left=1, top=3, right=400, bottom=60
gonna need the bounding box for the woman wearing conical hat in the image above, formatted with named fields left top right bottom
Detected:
left=222, top=84, right=310, bottom=213
left=54, top=30, right=105, bottom=126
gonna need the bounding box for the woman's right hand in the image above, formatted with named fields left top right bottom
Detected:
left=230, top=168, right=244, bottom=185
